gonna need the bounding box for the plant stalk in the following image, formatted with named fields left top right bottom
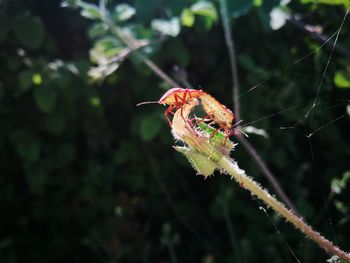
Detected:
left=218, top=157, right=350, bottom=262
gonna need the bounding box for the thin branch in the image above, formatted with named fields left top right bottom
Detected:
left=286, top=15, right=350, bottom=59
left=104, top=16, right=179, bottom=87
left=219, top=157, right=350, bottom=262
left=219, top=0, right=241, bottom=122
left=219, top=0, right=297, bottom=212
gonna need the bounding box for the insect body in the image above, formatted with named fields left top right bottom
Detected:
left=199, top=93, right=235, bottom=144
left=137, top=88, right=203, bottom=126
left=137, top=88, right=236, bottom=143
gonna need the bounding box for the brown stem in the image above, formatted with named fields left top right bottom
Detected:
left=106, top=18, right=179, bottom=87
left=286, top=15, right=350, bottom=59
left=219, top=0, right=297, bottom=212
left=219, top=0, right=241, bottom=122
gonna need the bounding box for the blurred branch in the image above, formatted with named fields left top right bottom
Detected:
left=218, top=0, right=297, bottom=212
left=286, top=15, right=350, bottom=59
left=103, top=15, right=179, bottom=87
left=219, top=0, right=241, bottom=122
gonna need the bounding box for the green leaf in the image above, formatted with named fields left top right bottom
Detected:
left=191, top=1, right=218, bottom=21
left=88, top=23, right=108, bottom=39
left=254, top=0, right=263, bottom=6
left=151, top=17, right=180, bottom=37
left=32, top=74, right=42, bottom=85
left=78, top=2, right=101, bottom=19
left=181, top=8, right=195, bottom=27
left=115, top=3, right=136, bottom=21
left=14, top=16, right=45, bottom=50
left=140, top=115, right=162, bottom=141
left=300, top=0, right=350, bottom=7
left=33, top=86, right=56, bottom=113
left=334, top=71, right=350, bottom=88
left=92, top=37, right=124, bottom=60
left=174, top=146, right=218, bottom=178
left=331, top=171, right=350, bottom=194
left=269, top=7, right=288, bottom=30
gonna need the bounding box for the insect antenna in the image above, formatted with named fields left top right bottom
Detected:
left=136, top=101, right=159, bottom=106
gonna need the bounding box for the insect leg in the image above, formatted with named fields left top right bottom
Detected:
left=223, top=128, right=237, bottom=145
left=164, top=106, right=175, bottom=126
left=210, top=126, right=222, bottom=139
left=174, top=93, right=188, bottom=123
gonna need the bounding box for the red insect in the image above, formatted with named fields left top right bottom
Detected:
left=198, top=93, right=236, bottom=144
left=137, top=87, right=237, bottom=144
left=137, top=88, right=203, bottom=126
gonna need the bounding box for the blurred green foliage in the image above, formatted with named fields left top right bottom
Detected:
left=0, top=0, right=349, bottom=262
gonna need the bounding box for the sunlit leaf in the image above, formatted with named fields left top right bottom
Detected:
left=269, top=7, right=288, bottom=30
left=151, top=17, right=180, bottom=37
left=301, top=0, right=350, bottom=7
left=88, top=23, right=109, bottom=39
left=254, top=0, right=263, bottom=6
left=78, top=2, right=101, bottom=19
left=32, top=74, right=42, bottom=85
left=115, top=3, right=136, bottom=21
left=334, top=71, right=350, bottom=88
left=181, top=8, right=195, bottom=27
left=191, top=1, right=218, bottom=21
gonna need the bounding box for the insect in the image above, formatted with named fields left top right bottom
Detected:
left=198, top=92, right=235, bottom=144
left=137, top=88, right=204, bottom=126
left=137, top=87, right=237, bottom=143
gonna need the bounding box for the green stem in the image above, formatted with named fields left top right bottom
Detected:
left=218, top=157, right=350, bottom=262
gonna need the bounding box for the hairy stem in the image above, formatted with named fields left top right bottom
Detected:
left=219, top=157, right=350, bottom=262
left=236, top=135, right=297, bottom=213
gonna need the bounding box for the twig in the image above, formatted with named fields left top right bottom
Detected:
left=219, top=157, right=350, bottom=262
left=104, top=17, right=179, bottom=87
left=286, top=15, right=350, bottom=59
left=219, top=0, right=241, bottom=122
left=219, top=0, right=297, bottom=212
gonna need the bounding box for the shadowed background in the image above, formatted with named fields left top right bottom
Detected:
left=0, top=0, right=350, bottom=262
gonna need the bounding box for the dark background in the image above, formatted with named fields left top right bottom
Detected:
left=1, top=0, right=350, bottom=262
